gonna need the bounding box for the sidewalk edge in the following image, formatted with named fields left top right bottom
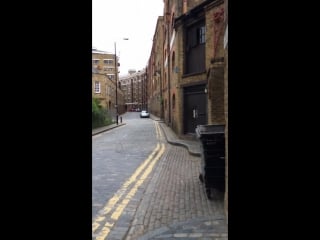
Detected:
left=92, top=123, right=126, bottom=136
left=158, top=123, right=201, bottom=157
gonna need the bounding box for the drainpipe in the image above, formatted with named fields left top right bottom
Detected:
left=131, top=78, right=133, bottom=111
left=160, top=69, right=163, bottom=120
left=166, top=6, right=171, bottom=125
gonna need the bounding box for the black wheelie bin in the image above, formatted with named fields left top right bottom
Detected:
left=196, top=124, right=225, bottom=199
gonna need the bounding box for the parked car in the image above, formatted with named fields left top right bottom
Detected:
left=140, top=110, right=150, bottom=118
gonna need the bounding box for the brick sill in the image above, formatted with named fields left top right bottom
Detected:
left=182, top=71, right=206, bottom=78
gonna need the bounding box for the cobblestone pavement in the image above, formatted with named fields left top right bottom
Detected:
left=123, top=143, right=227, bottom=240
left=92, top=117, right=228, bottom=240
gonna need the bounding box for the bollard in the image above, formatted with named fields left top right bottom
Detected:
left=120, top=116, right=122, bottom=123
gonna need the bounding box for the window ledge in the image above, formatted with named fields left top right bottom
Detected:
left=182, top=71, right=206, bottom=78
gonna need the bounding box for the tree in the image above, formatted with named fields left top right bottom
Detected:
left=92, top=98, right=112, bottom=129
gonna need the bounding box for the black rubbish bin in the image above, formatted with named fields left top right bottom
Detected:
left=196, top=124, right=225, bottom=199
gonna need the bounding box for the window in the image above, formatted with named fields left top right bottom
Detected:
left=92, top=59, right=99, bottom=64
left=172, top=51, right=175, bottom=73
left=104, top=67, right=114, bottom=72
left=185, top=20, right=206, bottom=74
left=172, top=94, right=176, bottom=110
left=103, top=59, right=114, bottom=65
left=94, top=81, right=101, bottom=93
left=199, top=26, right=205, bottom=44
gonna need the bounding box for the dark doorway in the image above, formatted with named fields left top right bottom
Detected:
left=184, top=84, right=207, bottom=134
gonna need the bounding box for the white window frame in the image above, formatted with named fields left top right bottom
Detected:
left=94, top=81, right=101, bottom=93
left=103, top=67, right=114, bottom=72
left=103, top=59, right=114, bottom=65
left=92, top=59, right=100, bottom=64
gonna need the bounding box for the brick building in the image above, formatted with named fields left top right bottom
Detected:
left=119, top=69, right=147, bottom=112
left=160, top=0, right=226, bottom=135
left=92, top=67, right=108, bottom=108
left=92, top=47, right=125, bottom=116
left=145, top=0, right=228, bottom=219
left=147, top=16, right=164, bottom=118
left=223, top=0, right=228, bottom=219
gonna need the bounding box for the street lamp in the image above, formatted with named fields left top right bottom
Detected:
left=115, top=38, right=129, bottom=125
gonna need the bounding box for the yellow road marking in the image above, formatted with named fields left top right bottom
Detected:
left=154, top=122, right=163, bottom=140
left=111, top=144, right=165, bottom=220
left=96, top=143, right=165, bottom=240
left=154, top=122, right=159, bottom=139
left=92, top=222, right=100, bottom=233
left=92, top=143, right=160, bottom=233
left=156, top=122, right=162, bottom=138
left=95, top=221, right=114, bottom=240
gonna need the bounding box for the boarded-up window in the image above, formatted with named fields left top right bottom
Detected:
left=185, top=20, right=205, bottom=74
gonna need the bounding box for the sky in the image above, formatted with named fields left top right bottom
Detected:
left=92, top=0, right=164, bottom=76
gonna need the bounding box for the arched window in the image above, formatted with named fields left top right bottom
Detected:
left=172, top=51, right=175, bottom=73
left=172, top=94, right=176, bottom=110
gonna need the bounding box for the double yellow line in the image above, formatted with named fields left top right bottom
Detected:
left=92, top=129, right=165, bottom=240
left=155, top=121, right=162, bottom=140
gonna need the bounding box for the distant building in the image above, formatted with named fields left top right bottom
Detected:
left=119, top=69, right=147, bottom=111
left=147, top=16, right=164, bottom=119
left=92, top=47, right=125, bottom=115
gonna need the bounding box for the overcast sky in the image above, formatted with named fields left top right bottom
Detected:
left=92, top=0, right=164, bottom=76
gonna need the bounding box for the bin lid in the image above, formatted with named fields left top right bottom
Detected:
left=195, top=124, right=225, bottom=138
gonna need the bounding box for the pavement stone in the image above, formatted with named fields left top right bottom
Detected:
left=124, top=139, right=227, bottom=239
left=92, top=114, right=228, bottom=239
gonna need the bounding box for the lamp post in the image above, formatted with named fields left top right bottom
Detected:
left=114, top=38, right=129, bottom=125
left=114, top=42, right=118, bottom=125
